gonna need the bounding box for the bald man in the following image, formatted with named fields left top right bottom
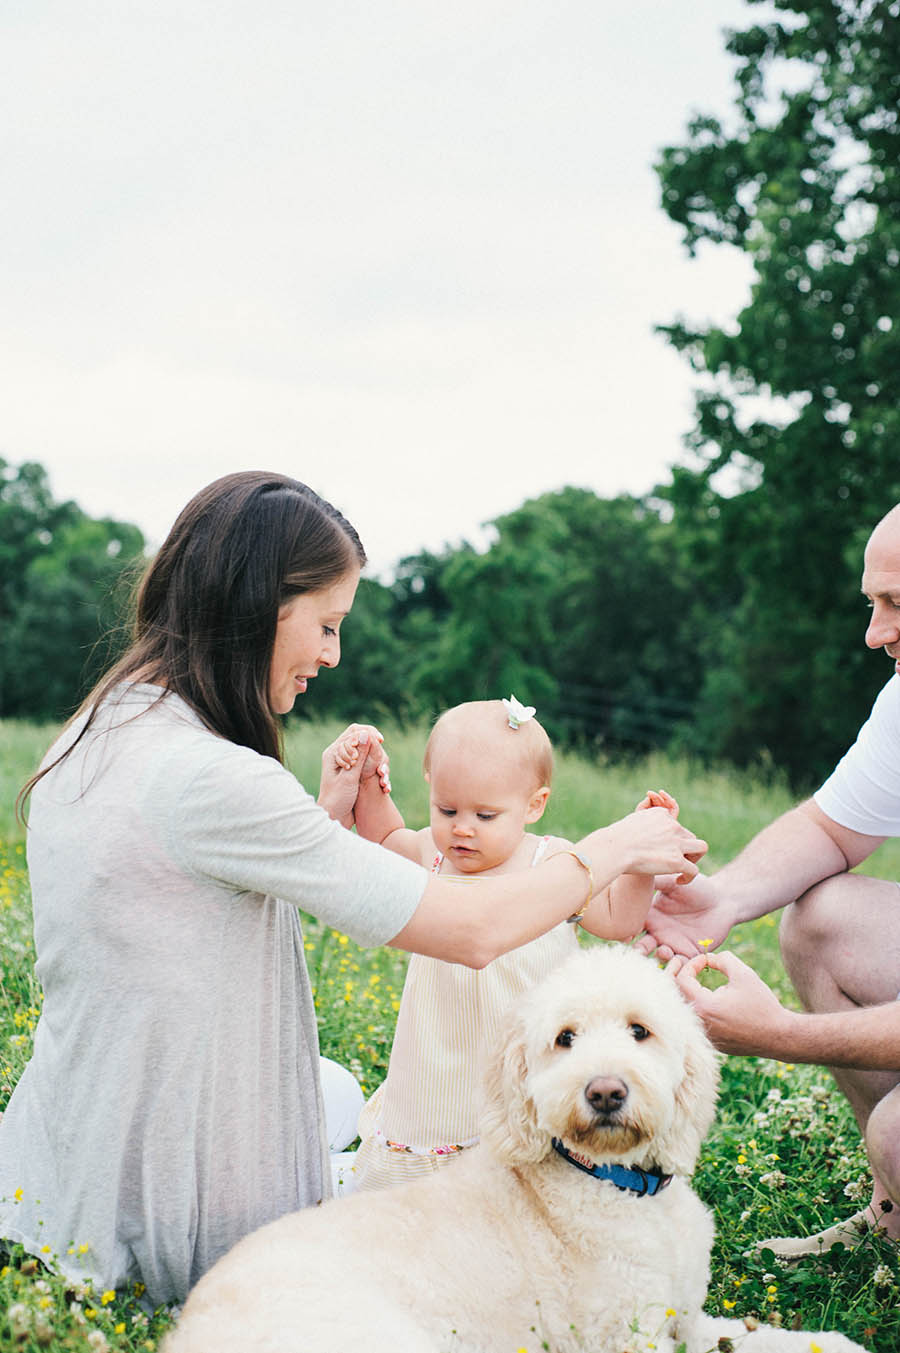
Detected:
left=644, top=504, right=900, bottom=1258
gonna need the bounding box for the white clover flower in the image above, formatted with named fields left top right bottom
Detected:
left=873, top=1264, right=895, bottom=1288
left=759, top=1171, right=787, bottom=1187
left=766, top=1088, right=783, bottom=1103
left=87, top=1331, right=110, bottom=1351
left=9, top=1303, right=30, bottom=1331
left=34, top=1316, right=54, bottom=1347
left=843, top=1177, right=870, bottom=1202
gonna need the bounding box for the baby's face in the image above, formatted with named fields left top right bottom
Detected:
left=427, top=746, right=544, bottom=874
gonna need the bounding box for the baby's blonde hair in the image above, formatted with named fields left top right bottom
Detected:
left=423, top=700, right=553, bottom=791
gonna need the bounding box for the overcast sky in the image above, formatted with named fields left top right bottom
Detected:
left=2, top=1, right=758, bottom=578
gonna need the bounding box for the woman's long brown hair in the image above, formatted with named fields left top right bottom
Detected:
left=17, top=470, right=366, bottom=818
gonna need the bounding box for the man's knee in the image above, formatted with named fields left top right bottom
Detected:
left=866, top=1089, right=900, bottom=1200
left=779, top=877, right=844, bottom=970
left=781, top=873, right=900, bottom=1010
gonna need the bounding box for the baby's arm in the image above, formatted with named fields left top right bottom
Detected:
left=578, top=791, right=679, bottom=940
left=324, top=726, right=423, bottom=862
left=354, top=772, right=422, bottom=861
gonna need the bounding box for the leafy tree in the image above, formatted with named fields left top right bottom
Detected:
left=656, top=0, right=900, bottom=784
left=0, top=460, right=145, bottom=719
left=392, top=488, right=699, bottom=751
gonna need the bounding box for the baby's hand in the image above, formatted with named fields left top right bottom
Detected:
left=324, top=724, right=391, bottom=793
left=636, top=789, right=679, bottom=818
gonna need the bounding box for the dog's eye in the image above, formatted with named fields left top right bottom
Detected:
left=630, top=1023, right=651, bottom=1041
left=555, top=1029, right=576, bottom=1048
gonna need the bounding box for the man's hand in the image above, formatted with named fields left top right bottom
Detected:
left=636, top=873, right=738, bottom=961
left=670, top=950, right=795, bottom=1057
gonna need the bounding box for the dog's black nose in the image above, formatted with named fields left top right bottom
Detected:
left=585, top=1076, right=628, bottom=1115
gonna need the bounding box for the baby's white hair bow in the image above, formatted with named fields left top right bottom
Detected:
left=502, top=695, right=536, bottom=730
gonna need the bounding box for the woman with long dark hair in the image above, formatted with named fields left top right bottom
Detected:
left=0, top=470, right=706, bottom=1307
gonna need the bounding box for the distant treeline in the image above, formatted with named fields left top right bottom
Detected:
left=0, top=458, right=894, bottom=791
left=3, top=1, right=899, bottom=788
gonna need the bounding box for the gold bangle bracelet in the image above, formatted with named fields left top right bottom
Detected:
left=564, top=849, right=594, bottom=922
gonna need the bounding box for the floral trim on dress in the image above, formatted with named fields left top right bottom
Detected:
left=371, top=1125, right=478, bottom=1157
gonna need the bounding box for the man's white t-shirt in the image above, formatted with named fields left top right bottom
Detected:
left=814, top=673, right=900, bottom=837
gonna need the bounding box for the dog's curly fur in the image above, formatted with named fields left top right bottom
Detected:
left=164, top=946, right=865, bottom=1353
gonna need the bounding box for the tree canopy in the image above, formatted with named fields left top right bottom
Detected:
left=0, top=460, right=145, bottom=720
left=5, top=1, right=900, bottom=784
left=656, top=0, right=900, bottom=781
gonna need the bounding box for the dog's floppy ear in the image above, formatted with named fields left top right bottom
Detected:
left=652, top=1008, right=720, bottom=1176
left=479, top=1006, right=551, bottom=1165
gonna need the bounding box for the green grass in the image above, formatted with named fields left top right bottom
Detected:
left=1, top=720, right=899, bottom=1351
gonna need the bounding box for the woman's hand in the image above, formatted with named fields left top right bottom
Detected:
left=318, top=724, right=390, bottom=826
left=582, top=807, right=707, bottom=886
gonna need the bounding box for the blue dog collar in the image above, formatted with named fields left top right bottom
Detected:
left=551, top=1138, right=673, bottom=1197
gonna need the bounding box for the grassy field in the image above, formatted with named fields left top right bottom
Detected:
left=1, top=718, right=899, bottom=1351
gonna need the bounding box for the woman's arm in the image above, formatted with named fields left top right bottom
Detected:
left=391, top=806, right=708, bottom=967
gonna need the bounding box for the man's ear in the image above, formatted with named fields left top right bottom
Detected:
left=525, top=786, right=551, bottom=823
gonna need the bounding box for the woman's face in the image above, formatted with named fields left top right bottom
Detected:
left=269, top=569, right=360, bottom=714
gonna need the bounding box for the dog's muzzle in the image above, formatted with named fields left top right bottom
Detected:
left=584, top=1075, right=628, bottom=1122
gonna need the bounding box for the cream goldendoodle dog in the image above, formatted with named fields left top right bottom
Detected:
left=164, top=946, right=864, bottom=1353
